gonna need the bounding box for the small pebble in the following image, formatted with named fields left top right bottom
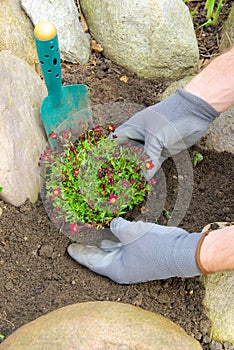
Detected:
left=202, top=335, right=211, bottom=344
left=198, top=182, right=206, bottom=191
left=199, top=319, right=210, bottom=335
left=5, top=281, right=13, bottom=291
left=38, top=244, right=54, bottom=258
left=157, top=293, right=171, bottom=304
left=210, top=340, right=223, bottom=350
left=96, top=71, right=106, bottom=80
left=223, top=207, right=230, bottom=214
left=195, top=332, right=202, bottom=341
left=223, top=342, right=234, bottom=349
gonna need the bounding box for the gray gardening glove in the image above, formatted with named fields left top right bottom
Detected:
left=67, top=218, right=204, bottom=284
left=113, top=87, right=220, bottom=180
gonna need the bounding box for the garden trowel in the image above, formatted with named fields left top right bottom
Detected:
left=34, top=21, right=92, bottom=145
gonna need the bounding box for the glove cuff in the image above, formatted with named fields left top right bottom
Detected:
left=166, top=229, right=204, bottom=278
left=195, top=229, right=212, bottom=275
left=177, top=86, right=220, bottom=122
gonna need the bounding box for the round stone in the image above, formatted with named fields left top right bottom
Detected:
left=0, top=301, right=202, bottom=350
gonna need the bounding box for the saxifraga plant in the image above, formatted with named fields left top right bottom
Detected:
left=39, top=125, right=156, bottom=235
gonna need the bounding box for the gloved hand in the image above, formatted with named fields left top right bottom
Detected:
left=67, top=218, right=205, bottom=284
left=113, top=87, right=220, bottom=180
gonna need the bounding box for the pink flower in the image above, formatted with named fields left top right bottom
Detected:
left=63, top=128, right=72, bottom=139
left=108, top=195, right=118, bottom=204
left=72, top=168, right=79, bottom=176
left=120, top=179, right=130, bottom=188
left=52, top=188, right=61, bottom=197
left=108, top=124, right=115, bottom=132
left=49, top=131, right=57, bottom=139
left=93, top=125, right=101, bottom=132
left=145, top=160, right=154, bottom=170
left=70, top=223, right=79, bottom=234
left=149, top=178, right=157, bottom=185
left=88, top=200, right=94, bottom=209
left=40, top=152, right=49, bottom=161
left=54, top=206, right=62, bottom=212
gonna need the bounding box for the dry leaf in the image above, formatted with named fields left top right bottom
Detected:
left=91, top=57, right=97, bottom=66
left=62, top=62, right=72, bottom=69
left=34, top=61, right=41, bottom=77
left=80, top=13, right=89, bottom=32
left=120, top=75, right=128, bottom=83
left=140, top=206, right=149, bottom=214
left=91, top=40, right=103, bottom=53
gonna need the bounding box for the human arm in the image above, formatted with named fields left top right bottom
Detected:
left=113, top=47, right=234, bottom=179
left=113, top=86, right=220, bottom=180
left=67, top=48, right=234, bottom=282
left=68, top=218, right=203, bottom=284
left=67, top=218, right=234, bottom=284
left=184, top=46, right=234, bottom=113
left=199, top=224, right=234, bottom=274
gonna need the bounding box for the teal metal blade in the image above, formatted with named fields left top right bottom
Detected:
left=34, top=21, right=92, bottom=144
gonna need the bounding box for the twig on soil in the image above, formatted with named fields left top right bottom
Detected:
left=0, top=316, right=14, bottom=327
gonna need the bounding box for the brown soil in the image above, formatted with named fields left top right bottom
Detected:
left=0, top=2, right=234, bottom=349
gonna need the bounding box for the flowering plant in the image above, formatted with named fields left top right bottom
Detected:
left=39, top=124, right=155, bottom=235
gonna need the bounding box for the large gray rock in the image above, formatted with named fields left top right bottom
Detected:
left=161, top=76, right=193, bottom=99
left=200, top=106, right=234, bottom=154
left=0, top=301, right=202, bottom=350
left=0, top=51, right=47, bottom=207
left=21, top=0, right=90, bottom=64
left=0, top=0, right=37, bottom=66
left=220, top=3, right=234, bottom=52
left=80, top=0, right=199, bottom=79
left=200, top=223, right=234, bottom=345
left=201, top=272, right=234, bottom=344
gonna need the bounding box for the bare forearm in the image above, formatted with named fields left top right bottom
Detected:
left=184, top=46, right=234, bottom=113
left=198, top=225, right=234, bottom=274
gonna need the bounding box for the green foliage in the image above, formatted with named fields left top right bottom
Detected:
left=183, top=0, right=223, bottom=26
left=182, top=0, right=197, bottom=17
left=192, top=151, right=204, bottom=167
left=0, top=187, right=3, bottom=192
left=203, top=0, right=223, bottom=27
left=163, top=209, right=172, bottom=220
left=189, top=9, right=197, bottom=17
left=40, top=125, right=155, bottom=234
